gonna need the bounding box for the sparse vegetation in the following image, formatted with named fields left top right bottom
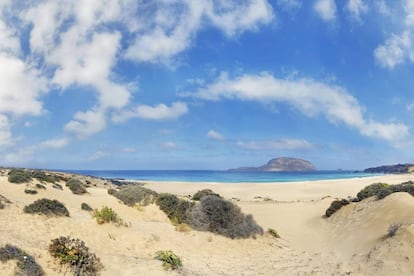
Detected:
left=111, top=186, right=158, bottom=206
left=0, top=194, right=11, bottom=209
left=156, top=193, right=193, bottom=224
left=92, top=206, right=126, bottom=226
left=81, top=203, right=93, bottom=212
left=36, top=183, right=46, bottom=190
left=107, top=188, right=117, bottom=195
left=8, top=169, right=32, bottom=183
left=356, top=183, right=389, bottom=201
left=31, top=170, right=57, bottom=183
left=48, top=236, right=103, bottom=276
left=388, top=223, right=402, bottom=237
left=155, top=250, right=183, bottom=271
left=0, top=244, right=44, bottom=275
left=53, top=183, right=63, bottom=190
left=192, top=189, right=221, bottom=201
left=187, top=195, right=263, bottom=239
left=267, top=228, right=280, bottom=238
left=24, top=189, right=38, bottom=195
left=66, top=178, right=87, bottom=195
left=325, top=199, right=350, bottom=217
left=24, top=198, right=69, bottom=217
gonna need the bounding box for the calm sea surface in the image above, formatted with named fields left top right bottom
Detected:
left=63, top=170, right=379, bottom=183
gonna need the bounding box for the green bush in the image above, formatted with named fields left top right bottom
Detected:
left=0, top=244, right=44, bottom=275
left=356, top=183, right=389, bottom=201
left=187, top=195, right=263, bottom=239
left=192, top=189, right=221, bottom=201
left=24, top=199, right=69, bottom=217
left=325, top=199, right=350, bottom=217
left=52, top=183, right=63, bottom=190
left=66, top=178, right=87, bottom=195
left=31, top=170, right=57, bottom=183
left=48, top=236, right=103, bottom=276
left=267, top=228, right=280, bottom=238
left=107, top=188, right=117, bottom=195
left=376, top=182, right=414, bottom=199
left=8, top=169, right=32, bottom=183
left=81, top=203, right=93, bottom=212
left=92, top=206, right=126, bottom=226
left=155, top=250, right=182, bottom=270
left=156, top=193, right=193, bottom=224
left=35, top=183, right=46, bottom=190
left=24, top=189, right=38, bottom=195
left=111, top=186, right=158, bottom=206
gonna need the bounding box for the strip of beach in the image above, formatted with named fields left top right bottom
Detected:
left=0, top=169, right=413, bottom=275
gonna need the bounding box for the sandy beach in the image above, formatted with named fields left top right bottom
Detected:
left=0, top=171, right=413, bottom=275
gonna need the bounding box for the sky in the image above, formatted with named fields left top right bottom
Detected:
left=1, top=0, right=414, bottom=170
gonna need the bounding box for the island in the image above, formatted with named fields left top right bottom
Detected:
left=229, top=157, right=316, bottom=172
left=364, top=164, right=414, bottom=174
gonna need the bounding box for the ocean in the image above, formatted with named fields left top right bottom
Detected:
left=63, top=170, right=378, bottom=183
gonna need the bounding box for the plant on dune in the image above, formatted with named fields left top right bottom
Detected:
left=376, top=182, right=414, bottom=200
left=92, top=206, right=127, bottom=226
left=24, top=198, right=70, bottom=217
left=66, top=178, right=87, bottom=195
left=155, top=193, right=194, bottom=225
left=8, top=169, right=32, bottom=183
left=0, top=244, right=44, bottom=276
left=356, top=183, right=389, bottom=201
left=187, top=195, right=263, bottom=239
left=35, top=183, right=46, bottom=190
left=325, top=199, right=350, bottom=217
left=24, top=189, right=38, bottom=195
left=31, top=170, right=58, bottom=183
left=110, top=185, right=158, bottom=206
left=48, top=236, right=103, bottom=276
left=81, top=203, right=93, bottom=212
left=0, top=194, right=12, bottom=209
left=267, top=228, right=280, bottom=238
left=192, top=189, right=221, bottom=201
left=387, top=223, right=402, bottom=237
left=155, top=250, right=183, bottom=270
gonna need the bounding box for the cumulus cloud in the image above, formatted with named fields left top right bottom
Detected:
left=64, top=109, right=106, bottom=139
left=346, top=0, right=368, bottom=22
left=314, top=0, right=337, bottom=22
left=39, top=137, right=71, bottom=149
left=236, top=139, right=313, bottom=150
left=190, top=72, right=408, bottom=142
left=112, top=102, right=188, bottom=122
left=207, top=130, right=225, bottom=141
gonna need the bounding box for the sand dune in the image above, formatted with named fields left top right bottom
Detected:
left=0, top=171, right=413, bottom=275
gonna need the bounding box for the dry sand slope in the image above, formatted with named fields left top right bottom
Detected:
left=0, top=172, right=413, bottom=275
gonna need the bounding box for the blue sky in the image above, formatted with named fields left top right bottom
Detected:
left=1, top=0, right=414, bottom=170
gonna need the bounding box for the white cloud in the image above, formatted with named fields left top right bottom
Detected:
left=88, top=150, right=108, bottom=161
left=314, top=0, right=337, bottom=22
left=160, top=142, right=177, bottom=149
left=64, top=109, right=106, bottom=138
left=113, top=102, right=188, bottom=122
left=39, top=137, right=71, bottom=149
left=125, top=0, right=274, bottom=63
left=207, top=130, right=225, bottom=141
left=405, top=0, right=414, bottom=26
left=191, top=72, right=408, bottom=142
left=0, top=115, right=11, bottom=146
left=236, top=139, right=313, bottom=150
left=376, top=0, right=390, bottom=16
left=277, top=0, right=302, bottom=10
left=346, top=0, right=368, bottom=22
left=374, top=31, right=413, bottom=69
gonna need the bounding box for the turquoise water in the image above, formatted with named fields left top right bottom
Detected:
left=64, top=170, right=378, bottom=183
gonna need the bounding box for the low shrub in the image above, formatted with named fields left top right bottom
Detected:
left=31, top=170, right=57, bottom=183
left=48, top=236, right=103, bottom=276
left=155, top=250, right=182, bottom=270
left=156, top=193, right=193, bottom=224
left=81, top=203, right=93, bottom=212
left=66, top=178, right=87, bottom=195
left=187, top=195, right=263, bottom=238
left=8, top=169, right=32, bottom=183
left=36, top=183, right=46, bottom=190
left=356, top=183, right=389, bottom=201
left=25, top=189, right=38, bottom=195
left=325, top=199, right=350, bottom=217
left=192, top=189, right=221, bottom=201
left=107, top=188, right=117, bottom=195
left=376, top=182, right=414, bottom=199
left=0, top=244, right=44, bottom=275
left=267, top=228, right=280, bottom=238
left=24, top=199, right=69, bottom=217
left=52, top=183, right=63, bottom=190
left=388, top=223, right=402, bottom=237
left=92, top=206, right=126, bottom=226
left=111, top=186, right=157, bottom=206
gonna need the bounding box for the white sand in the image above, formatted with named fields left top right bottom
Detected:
left=0, top=172, right=413, bottom=275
